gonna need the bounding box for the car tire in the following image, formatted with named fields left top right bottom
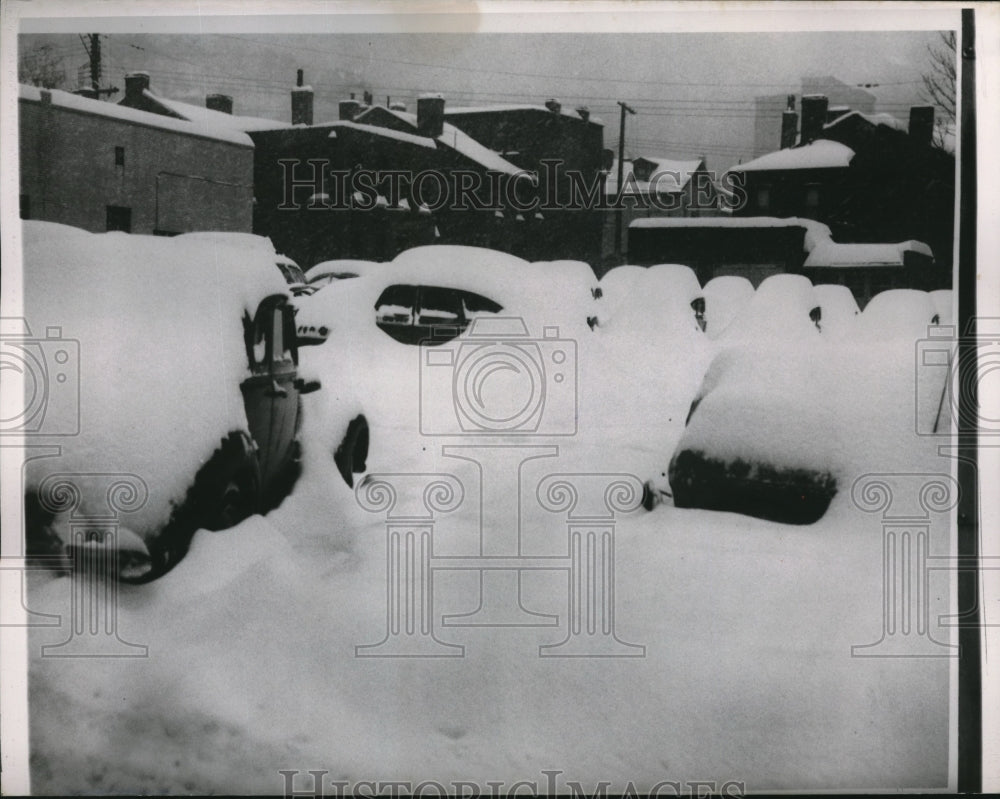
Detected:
left=124, top=431, right=262, bottom=583
left=333, top=415, right=369, bottom=488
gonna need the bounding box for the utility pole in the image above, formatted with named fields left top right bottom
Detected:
left=89, top=34, right=101, bottom=93
left=78, top=34, right=119, bottom=98
left=614, top=100, right=636, bottom=259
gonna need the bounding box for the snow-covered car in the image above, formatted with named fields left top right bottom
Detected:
left=592, top=263, right=706, bottom=333
left=718, top=273, right=822, bottom=343
left=813, top=283, right=860, bottom=338
left=701, top=275, right=754, bottom=339
left=174, top=231, right=315, bottom=297
left=18, top=222, right=366, bottom=581
left=666, top=342, right=839, bottom=525
left=305, top=259, right=382, bottom=291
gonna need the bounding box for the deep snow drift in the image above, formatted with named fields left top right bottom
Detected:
left=23, top=248, right=956, bottom=794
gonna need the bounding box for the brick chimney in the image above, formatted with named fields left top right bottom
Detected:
left=417, top=93, right=445, bottom=139
left=576, top=106, right=590, bottom=122
left=206, top=93, right=233, bottom=114
left=909, top=105, right=935, bottom=147
left=780, top=95, right=797, bottom=149
left=291, top=69, right=313, bottom=126
left=339, top=99, right=361, bottom=121
left=800, top=94, right=829, bottom=145
left=124, top=71, right=151, bottom=105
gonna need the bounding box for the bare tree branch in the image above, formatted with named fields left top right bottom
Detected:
left=18, top=43, right=67, bottom=90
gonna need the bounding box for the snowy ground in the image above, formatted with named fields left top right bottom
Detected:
left=23, top=258, right=955, bottom=794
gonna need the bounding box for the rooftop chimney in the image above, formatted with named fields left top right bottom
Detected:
left=800, top=94, right=829, bottom=145
left=576, top=105, right=590, bottom=122
left=417, top=93, right=445, bottom=139
left=124, top=71, right=151, bottom=105
left=390, top=101, right=407, bottom=112
left=909, top=105, right=935, bottom=147
left=545, top=98, right=562, bottom=115
left=826, top=105, right=849, bottom=123
left=339, top=99, right=361, bottom=121
left=780, top=95, right=798, bottom=149
left=206, top=93, right=233, bottom=114
left=291, top=69, right=313, bottom=126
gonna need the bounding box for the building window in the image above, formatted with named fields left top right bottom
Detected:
left=805, top=185, right=820, bottom=209
left=114, top=146, right=125, bottom=167
left=756, top=187, right=771, bottom=211
left=106, top=205, right=132, bottom=232
left=20, top=194, right=30, bottom=220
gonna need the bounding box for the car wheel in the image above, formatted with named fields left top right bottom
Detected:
left=333, top=415, right=369, bottom=488
left=122, top=431, right=261, bottom=584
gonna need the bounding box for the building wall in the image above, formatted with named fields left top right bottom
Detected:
left=19, top=96, right=253, bottom=235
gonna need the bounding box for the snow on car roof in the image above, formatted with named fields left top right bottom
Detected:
left=854, top=289, right=939, bottom=340
left=18, top=84, right=254, bottom=148
left=729, top=140, right=855, bottom=173
left=629, top=215, right=832, bottom=237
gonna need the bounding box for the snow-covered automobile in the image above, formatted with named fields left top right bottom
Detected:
left=174, top=231, right=315, bottom=297
left=18, top=222, right=367, bottom=581
left=701, top=275, right=754, bottom=339
left=305, top=259, right=382, bottom=291
left=666, top=342, right=839, bottom=525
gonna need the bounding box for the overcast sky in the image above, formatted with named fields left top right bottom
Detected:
left=19, top=28, right=950, bottom=171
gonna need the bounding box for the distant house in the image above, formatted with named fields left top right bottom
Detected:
left=627, top=216, right=832, bottom=286
left=440, top=101, right=605, bottom=263
left=602, top=156, right=718, bottom=265
left=627, top=215, right=937, bottom=307
left=729, top=94, right=955, bottom=271
left=18, top=78, right=255, bottom=236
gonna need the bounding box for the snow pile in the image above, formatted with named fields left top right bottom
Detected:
left=702, top=275, right=754, bottom=339
left=20, top=221, right=288, bottom=541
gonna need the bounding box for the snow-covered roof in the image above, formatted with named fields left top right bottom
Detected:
left=731, top=139, right=854, bottom=172
left=151, top=93, right=290, bottom=133
left=356, top=106, right=525, bottom=176
left=630, top=215, right=833, bottom=239
left=326, top=120, right=437, bottom=149
left=444, top=104, right=603, bottom=126
left=18, top=84, right=254, bottom=147
left=605, top=157, right=704, bottom=195
left=825, top=110, right=907, bottom=133
left=803, top=239, right=934, bottom=268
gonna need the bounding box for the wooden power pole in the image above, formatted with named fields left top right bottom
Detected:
left=614, top=100, right=636, bottom=259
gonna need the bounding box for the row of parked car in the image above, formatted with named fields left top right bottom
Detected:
left=18, top=224, right=954, bottom=585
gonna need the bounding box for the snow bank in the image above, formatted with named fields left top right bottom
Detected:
left=20, top=221, right=288, bottom=541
